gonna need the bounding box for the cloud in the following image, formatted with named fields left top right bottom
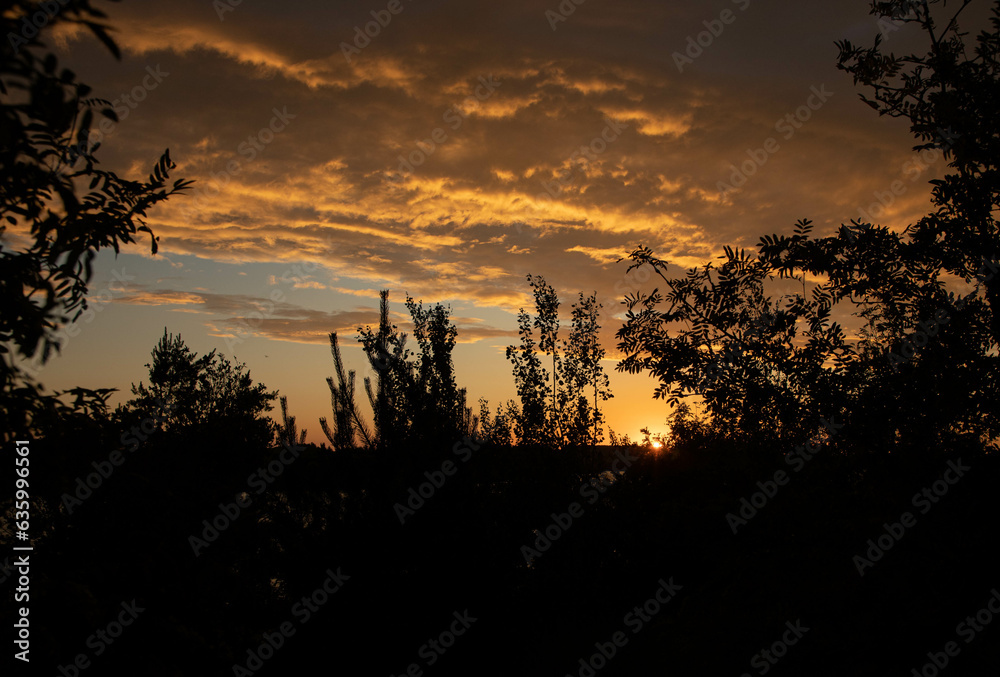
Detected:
left=109, top=286, right=513, bottom=346
left=565, top=245, right=630, bottom=265
left=52, top=0, right=944, bottom=355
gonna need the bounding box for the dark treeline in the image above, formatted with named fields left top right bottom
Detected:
left=2, top=1, right=1000, bottom=675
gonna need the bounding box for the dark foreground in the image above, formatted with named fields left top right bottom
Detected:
left=5, top=428, right=998, bottom=676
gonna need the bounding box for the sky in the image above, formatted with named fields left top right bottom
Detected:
left=14, top=0, right=983, bottom=442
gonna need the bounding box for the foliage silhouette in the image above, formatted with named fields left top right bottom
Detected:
left=478, top=395, right=519, bottom=447
left=5, top=3, right=1000, bottom=677
left=506, top=301, right=549, bottom=445
left=320, top=331, right=372, bottom=450
left=354, top=290, right=475, bottom=451
left=357, top=289, right=413, bottom=449
left=562, top=290, right=613, bottom=445
left=119, top=328, right=277, bottom=449
left=277, top=395, right=307, bottom=448
left=617, top=1, right=999, bottom=460
left=0, top=0, right=190, bottom=441
left=503, top=274, right=613, bottom=448
left=839, top=0, right=1000, bottom=343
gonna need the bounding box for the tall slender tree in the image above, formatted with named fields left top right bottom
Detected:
left=564, top=291, right=612, bottom=445
left=506, top=276, right=613, bottom=447
left=506, top=307, right=550, bottom=445
left=277, top=395, right=307, bottom=448
left=358, top=290, right=411, bottom=449
left=529, top=274, right=561, bottom=438
left=320, top=332, right=372, bottom=450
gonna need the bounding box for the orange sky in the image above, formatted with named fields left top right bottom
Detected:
left=15, top=0, right=986, bottom=442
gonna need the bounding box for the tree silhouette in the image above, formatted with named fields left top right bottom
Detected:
left=561, top=291, right=612, bottom=445
left=505, top=275, right=613, bottom=447
left=277, top=395, right=307, bottom=448
left=357, top=290, right=412, bottom=449
left=616, top=236, right=822, bottom=447
left=506, top=304, right=549, bottom=445
left=530, top=274, right=562, bottom=437
left=406, top=294, right=473, bottom=438
left=320, top=331, right=373, bottom=450
left=0, top=0, right=190, bottom=440
left=839, top=0, right=1000, bottom=342
left=122, top=329, right=277, bottom=448
left=356, top=290, right=475, bottom=448
left=477, top=396, right=518, bottom=447
left=617, top=0, right=1000, bottom=458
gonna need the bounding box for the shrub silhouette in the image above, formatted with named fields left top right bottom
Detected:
left=323, top=290, right=476, bottom=452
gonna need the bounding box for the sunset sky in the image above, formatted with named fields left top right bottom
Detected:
left=19, top=0, right=977, bottom=441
